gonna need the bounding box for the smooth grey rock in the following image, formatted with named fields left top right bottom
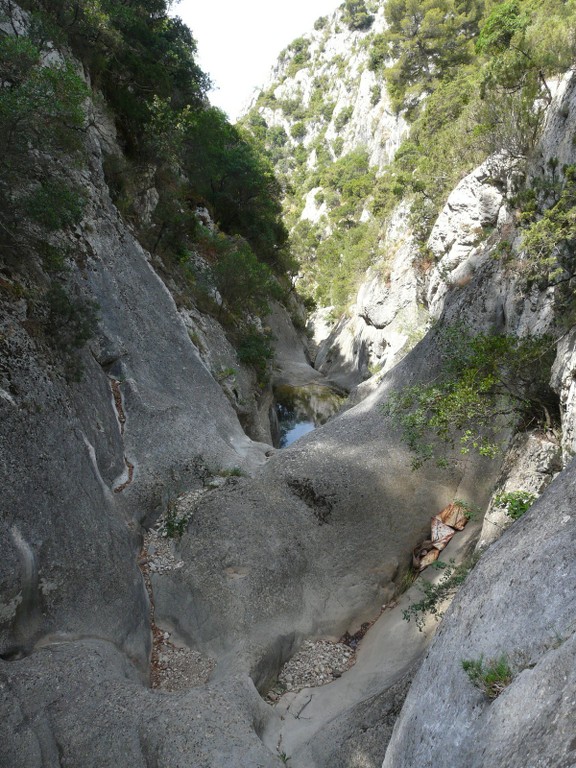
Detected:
left=382, top=459, right=576, bottom=768
left=291, top=670, right=413, bottom=768
left=267, top=301, right=324, bottom=387
left=0, top=311, right=149, bottom=662
left=0, top=640, right=283, bottom=768
left=426, top=154, right=514, bottom=318
left=179, top=304, right=275, bottom=444
left=552, top=326, right=576, bottom=461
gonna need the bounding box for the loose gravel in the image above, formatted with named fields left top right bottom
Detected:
left=266, top=639, right=356, bottom=702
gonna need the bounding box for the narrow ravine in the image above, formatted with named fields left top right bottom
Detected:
left=259, top=519, right=482, bottom=766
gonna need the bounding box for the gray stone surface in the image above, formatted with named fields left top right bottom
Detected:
left=382, top=459, right=576, bottom=768
left=313, top=205, right=428, bottom=392
left=477, top=432, right=562, bottom=549
left=4, top=8, right=576, bottom=768
left=291, top=671, right=414, bottom=768
left=267, top=301, right=325, bottom=387
left=0, top=640, right=282, bottom=768
left=0, top=98, right=269, bottom=664
left=0, top=306, right=149, bottom=662
left=179, top=303, right=275, bottom=444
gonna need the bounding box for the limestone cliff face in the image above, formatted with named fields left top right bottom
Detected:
left=249, top=4, right=406, bottom=173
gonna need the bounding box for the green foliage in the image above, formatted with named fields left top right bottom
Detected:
left=44, top=282, right=98, bottom=350
left=314, top=15, right=328, bottom=30
left=374, top=0, right=484, bottom=116
left=477, top=0, right=576, bottom=96
left=383, top=324, right=556, bottom=468
left=493, top=490, right=537, bottom=520
left=211, top=238, right=280, bottom=317
left=334, top=105, right=354, bottom=131
left=370, top=84, right=381, bottom=106
left=283, top=36, right=311, bottom=76
left=461, top=655, right=514, bottom=698
left=236, top=327, right=275, bottom=385
left=452, top=498, right=480, bottom=521
left=0, top=37, right=88, bottom=169
left=476, top=0, right=529, bottom=54
left=341, top=0, right=375, bottom=31
left=160, top=498, right=191, bottom=538
left=313, top=221, right=381, bottom=309
left=216, top=466, right=244, bottom=477
left=321, top=100, right=336, bottom=120
left=0, top=31, right=89, bottom=269
left=520, top=165, right=576, bottom=289
left=1, top=1, right=291, bottom=388
left=371, top=67, right=486, bottom=240
left=278, top=96, right=306, bottom=120
left=145, top=103, right=291, bottom=274
left=42, top=282, right=99, bottom=379
left=24, top=0, right=210, bottom=149
left=402, top=556, right=478, bottom=630
left=291, top=121, right=307, bottom=140
left=23, top=181, right=85, bottom=231
left=332, top=136, right=345, bottom=157
left=367, top=0, right=576, bottom=249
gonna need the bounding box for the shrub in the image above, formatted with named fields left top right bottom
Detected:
left=402, top=556, right=478, bottom=631
left=493, top=490, right=537, bottom=520
left=291, top=121, right=307, bottom=140
left=211, top=238, right=279, bottom=317
left=236, top=328, right=274, bottom=385
left=159, top=498, right=191, bottom=538
left=285, top=37, right=311, bottom=76
left=383, top=325, right=557, bottom=468
left=341, top=0, right=375, bottom=31
left=334, top=105, right=353, bottom=132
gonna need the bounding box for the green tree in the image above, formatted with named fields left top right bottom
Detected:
left=22, top=0, right=210, bottom=149
left=372, top=0, right=484, bottom=114
left=341, top=0, right=375, bottom=31
left=211, top=238, right=280, bottom=317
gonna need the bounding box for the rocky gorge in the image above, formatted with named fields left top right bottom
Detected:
left=1, top=1, right=576, bottom=767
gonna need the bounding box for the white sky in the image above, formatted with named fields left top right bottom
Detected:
left=176, top=0, right=340, bottom=121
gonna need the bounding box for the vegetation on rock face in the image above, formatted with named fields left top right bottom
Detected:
left=520, top=164, right=576, bottom=294
left=461, top=655, right=514, bottom=698
left=383, top=324, right=558, bottom=468
left=341, top=0, right=375, bottom=31
left=493, top=490, right=537, bottom=520
left=370, top=0, right=483, bottom=116
left=2, top=0, right=291, bottom=384
left=402, top=555, right=479, bottom=630
left=243, top=0, right=576, bottom=319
